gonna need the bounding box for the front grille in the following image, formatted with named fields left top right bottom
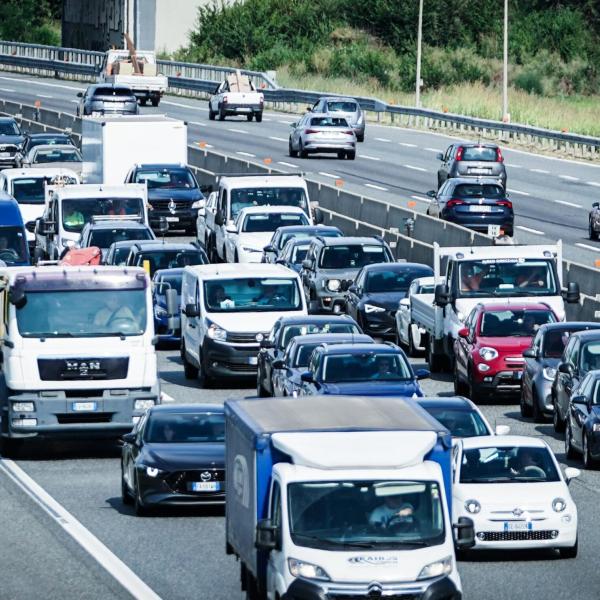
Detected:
left=224, top=362, right=257, bottom=373
left=56, top=413, right=113, bottom=424
left=166, top=469, right=226, bottom=494
left=38, top=357, right=129, bottom=381
left=479, top=530, right=556, bottom=541
left=329, top=595, right=419, bottom=600
left=0, top=144, right=18, bottom=154
left=227, top=331, right=266, bottom=344
left=149, top=199, right=193, bottom=211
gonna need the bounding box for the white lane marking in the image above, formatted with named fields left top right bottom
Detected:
left=227, top=128, right=248, bottom=134
left=587, top=182, right=600, bottom=187
left=425, top=147, right=439, bottom=152
left=576, top=242, right=600, bottom=252
left=318, top=171, right=339, bottom=179
left=365, top=183, right=388, bottom=191
left=361, top=154, right=381, bottom=161
left=399, top=142, right=417, bottom=148
left=505, top=163, right=522, bottom=168
left=189, top=121, right=207, bottom=127
left=261, top=117, right=272, bottom=121
left=530, top=168, right=550, bottom=174
left=411, top=195, right=431, bottom=203
left=555, top=199, right=582, bottom=208
left=70, top=100, right=79, bottom=104
left=37, top=94, right=53, bottom=99
left=403, top=164, right=427, bottom=172
left=160, top=392, right=175, bottom=403
left=278, top=119, right=295, bottom=124
left=161, top=100, right=207, bottom=111
left=559, top=175, right=579, bottom=181
left=375, top=137, right=391, bottom=142
left=517, top=225, right=544, bottom=235
left=0, top=75, right=82, bottom=91
left=269, top=136, right=287, bottom=142
left=0, top=87, right=15, bottom=92
left=236, top=151, right=256, bottom=157
left=0, top=459, right=162, bottom=600
left=508, top=188, right=530, bottom=196
left=278, top=161, right=299, bottom=168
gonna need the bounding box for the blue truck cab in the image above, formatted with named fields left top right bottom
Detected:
left=0, top=193, right=30, bottom=266
left=225, top=395, right=474, bottom=600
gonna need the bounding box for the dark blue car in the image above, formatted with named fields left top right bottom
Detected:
left=152, top=268, right=183, bottom=342
left=298, top=342, right=429, bottom=397
left=262, top=224, right=342, bottom=263
left=0, top=193, right=30, bottom=265
left=275, top=237, right=312, bottom=273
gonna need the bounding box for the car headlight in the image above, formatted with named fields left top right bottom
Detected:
left=12, top=401, right=34, bottom=412
left=325, top=279, right=341, bottom=292
left=207, top=322, right=227, bottom=342
left=364, top=303, right=386, bottom=314
left=143, top=465, right=165, bottom=478
left=242, top=246, right=262, bottom=253
left=417, top=555, right=453, bottom=580
left=552, top=497, right=567, bottom=512
left=465, top=499, right=481, bottom=514
left=134, top=399, right=155, bottom=411
left=479, top=347, right=498, bottom=361
left=543, top=367, right=557, bottom=382
left=288, top=558, right=330, bottom=581
left=593, top=423, right=600, bottom=432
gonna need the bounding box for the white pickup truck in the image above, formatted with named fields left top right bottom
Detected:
left=411, top=242, right=580, bottom=371
left=98, top=49, right=167, bottom=107
left=208, top=71, right=264, bottom=122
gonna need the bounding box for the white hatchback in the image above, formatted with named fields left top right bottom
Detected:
left=453, top=435, right=579, bottom=557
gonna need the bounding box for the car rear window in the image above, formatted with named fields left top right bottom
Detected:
left=453, top=184, right=505, bottom=199
left=461, top=146, right=499, bottom=162
left=310, top=117, right=349, bottom=127
left=326, top=101, right=358, bottom=112
left=93, top=87, right=134, bottom=97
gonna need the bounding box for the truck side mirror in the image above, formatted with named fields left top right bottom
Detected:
left=300, top=371, right=314, bottom=383
left=564, top=281, right=580, bottom=304
left=184, top=303, right=200, bottom=318
left=255, top=518, right=279, bottom=551
left=263, top=245, right=276, bottom=254
left=122, top=432, right=136, bottom=444
left=260, top=338, right=274, bottom=349
left=302, top=259, right=313, bottom=271
left=434, top=283, right=450, bottom=307
left=313, top=207, right=324, bottom=224
left=8, top=287, right=26, bottom=309
left=25, top=221, right=36, bottom=233
left=453, top=516, right=475, bottom=549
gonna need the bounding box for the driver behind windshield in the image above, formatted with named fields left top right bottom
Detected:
left=369, top=492, right=415, bottom=529
left=93, top=295, right=137, bottom=328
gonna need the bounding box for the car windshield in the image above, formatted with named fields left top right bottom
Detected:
left=0, top=226, right=28, bottom=264
left=280, top=322, right=360, bottom=349
left=365, top=268, right=432, bottom=293
left=230, top=187, right=309, bottom=220
left=204, top=277, right=302, bottom=313
left=278, top=228, right=340, bottom=250
left=542, top=329, right=579, bottom=358
left=322, top=352, right=412, bottom=383
left=310, top=117, right=349, bottom=127
left=242, top=213, right=308, bottom=233
left=460, top=446, right=560, bottom=483
left=326, top=101, right=358, bottom=112
left=134, top=168, right=197, bottom=189
left=289, top=480, right=445, bottom=550
left=453, top=184, right=505, bottom=199
left=93, top=87, right=134, bottom=97
left=580, top=341, right=600, bottom=373
left=11, top=177, right=46, bottom=204
left=458, top=259, right=558, bottom=297
left=155, top=273, right=183, bottom=295
left=62, top=197, right=144, bottom=233
left=145, top=412, right=224, bottom=443
left=0, top=121, right=19, bottom=135
left=89, top=227, right=152, bottom=249
left=422, top=407, right=489, bottom=437
left=480, top=309, right=555, bottom=337
left=33, top=148, right=81, bottom=163
left=16, top=289, right=147, bottom=337
left=320, top=245, right=388, bottom=269
left=137, top=250, right=206, bottom=275
left=461, top=146, right=498, bottom=162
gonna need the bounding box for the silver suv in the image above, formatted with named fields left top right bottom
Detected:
left=309, top=96, right=365, bottom=142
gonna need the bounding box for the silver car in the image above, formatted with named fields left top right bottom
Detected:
left=309, top=96, right=365, bottom=142
left=289, top=113, right=356, bottom=160
left=21, top=144, right=83, bottom=177
left=76, top=84, right=139, bottom=117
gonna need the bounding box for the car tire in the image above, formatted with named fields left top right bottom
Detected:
left=565, top=421, right=577, bottom=460
left=246, top=113, right=254, bottom=121
left=181, top=343, right=199, bottom=380
left=199, top=351, right=215, bottom=389
left=255, top=112, right=263, bottom=123
left=151, top=97, right=159, bottom=107
left=520, top=389, right=533, bottom=418
left=583, top=434, right=597, bottom=469
left=589, top=220, right=598, bottom=241
left=134, top=474, right=148, bottom=517
left=453, top=362, right=467, bottom=395
left=0, top=435, right=21, bottom=459
left=347, top=151, right=356, bottom=160
left=139, top=98, right=147, bottom=107
left=218, top=105, right=226, bottom=121
left=256, top=377, right=270, bottom=398
left=208, top=105, right=216, bottom=120
left=553, top=395, right=566, bottom=433
left=121, top=464, right=134, bottom=506
left=532, top=389, right=544, bottom=423
left=299, top=141, right=308, bottom=159
left=559, top=537, right=578, bottom=559
left=357, top=133, right=365, bottom=143
left=289, top=139, right=298, bottom=158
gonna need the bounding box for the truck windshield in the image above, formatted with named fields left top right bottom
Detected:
left=457, top=259, right=558, bottom=298
left=322, top=352, right=412, bottom=382
left=289, top=480, right=445, bottom=550
left=16, top=289, right=147, bottom=337
left=62, top=197, right=144, bottom=233
left=204, top=277, right=302, bottom=313
left=11, top=178, right=46, bottom=204
left=0, top=226, right=28, bottom=265
left=230, top=187, right=308, bottom=220
left=320, top=245, right=389, bottom=269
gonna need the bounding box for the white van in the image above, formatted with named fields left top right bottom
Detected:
left=180, top=263, right=307, bottom=387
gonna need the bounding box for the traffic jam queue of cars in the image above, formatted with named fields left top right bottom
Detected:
left=0, top=108, right=592, bottom=600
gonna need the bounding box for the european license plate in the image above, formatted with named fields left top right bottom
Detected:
left=468, top=205, right=493, bottom=212
left=165, top=216, right=179, bottom=222
left=469, top=167, right=491, bottom=174
left=504, top=521, right=531, bottom=532
left=237, top=107, right=251, bottom=112
left=72, top=401, right=97, bottom=412
left=247, top=356, right=258, bottom=365
left=191, top=481, right=220, bottom=492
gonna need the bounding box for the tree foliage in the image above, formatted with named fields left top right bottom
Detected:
left=0, top=0, right=60, bottom=45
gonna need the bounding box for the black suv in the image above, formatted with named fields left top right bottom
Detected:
left=301, top=236, right=394, bottom=314
left=436, top=143, right=507, bottom=189
left=0, top=117, right=25, bottom=168
left=125, top=164, right=204, bottom=234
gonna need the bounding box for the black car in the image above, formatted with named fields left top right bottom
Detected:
left=521, top=322, right=600, bottom=422
left=105, top=239, right=155, bottom=266
left=126, top=241, right=209, bottom=277
left=553, top=330, right=600, bottom=433
left=21, top=132, right=75, bottom=156
left=125, top=164, right=205, bottom=234
left=344, top=262, right=433, bottom=338
left=76, top=84, right=138, bottom=117
left=426, top=178, right=514, bottom=236
left=256, top=314, right=361, bottom=397
left=0, top=117, right=25, bottom=168
left=564, top=370, right=600, bottom=469
left=262, top=225, right=342, bottom=263
left=121, top=404, right=225, bottom=515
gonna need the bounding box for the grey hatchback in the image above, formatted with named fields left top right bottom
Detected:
left=309, top=96, right=365, bottom=142
left=289, top=113, right=356, bottom=160
left=436, top=143, right=507, bottom=189
left=76, top=84, right=139, bottom=117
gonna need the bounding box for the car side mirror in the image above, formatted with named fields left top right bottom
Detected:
left=399, top=298, right=410, bottom=309
left=255, top=518, right=279, bottom=551
left=426, top=190, right=437, bottom=198
left=290, top=122, right=297, bottom=128
left=458, top=327, right=469, bottom=339
left=122, top=432, right=136, bottom=444
left=558, top=362, right=572, bottom=375
left=25, top=220, right=36, bottom=233
left=263, top=245, right=276, bottom=253
left=564, top=467, right=580, bottom=484
left=347, top=284, right=357, bottom=294
left=313, top=207, right=324, bottom=224
left=306, top=106, right=312, bottom=112
left=302, top=259, right=313, bottom=271
left=453, top=516, right=475, bottom=549
left=260, top=338, right=274, bottom=349
left=226, top=222, right=238, bottom=234
left=571, top=394, right=587, bottom=405
left=414, top=368, right=430, bottom=380
left=495, top=425, right=510, bottom=436
left=522, top=348, right=538, bottom=359
left=436, top=152, right=444, bottom=161
left=76, top=92, right=83, bottom=98
left=184, top=303, right=200, bottom=318
left=593, top=202, right=599, bottom=209
left=564, top=281, right=580, bottom=304
left=272, top=359, right=285, bottom=370
left=434, top=283, right=450, bottom=307
left=300, top=371, right=314, bottom=383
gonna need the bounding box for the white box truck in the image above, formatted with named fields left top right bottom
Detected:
left=81, top=115, right=187, bottom=185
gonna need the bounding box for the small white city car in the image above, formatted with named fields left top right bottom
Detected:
left=452, top=435, right=579, bottom=557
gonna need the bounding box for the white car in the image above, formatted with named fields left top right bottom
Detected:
left=395, top=276, right=435, bottom=355
left=224, top=205, right=310, bottom=263
left=453, top=435, right=579, bottom=556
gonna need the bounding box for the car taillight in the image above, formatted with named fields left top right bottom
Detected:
left=343, top=130, right=354, bottom=135
left=496, top=147, right=503, bottom=162
left=304, top=129, right=319, bottom=134
left=456, top=147, right=464, bottom=161
left=447, top=198, right=466, bottom=208
left=497, top=200, right=512, bottom=208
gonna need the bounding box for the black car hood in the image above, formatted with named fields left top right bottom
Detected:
left=362, top=291, right=407, bottom=309
left=148, top=188, right=203, bottom=201
left=142, top=442, right=224, bottom=469
left=0, top=135, right=24, bottom=146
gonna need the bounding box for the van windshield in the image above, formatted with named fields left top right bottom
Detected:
left=16, top=289, right=147, bottom=337
left=230, top=187, right=308, bottom=220
left=11, top=177, right=46, bottom=204
left=204, top=277, right=302, bottom=313
left=62, top=197, right=144, bottom=233
left=289, top=480, right=445, bottom=550
left=0, top=226, right=28, bottom=264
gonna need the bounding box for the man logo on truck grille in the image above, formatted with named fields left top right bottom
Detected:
left=65, top=360, right=101, bottom=375
left=168, top=199, right=177, bottom=215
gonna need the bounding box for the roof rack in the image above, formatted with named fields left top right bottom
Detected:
left=217, top=172, right=305, bottom=180
left=90, top=215, right=143, bottom=224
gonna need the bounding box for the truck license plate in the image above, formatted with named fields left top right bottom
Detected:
left=191, top=481, right=220, bottom=492
left=166, top=216, right=179, bottom=222
left=504, top=521, right=531, bottom=532
left=72, top=401, right=97, bottom=412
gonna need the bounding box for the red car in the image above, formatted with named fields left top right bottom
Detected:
left=454, top=302, right=558, bottom=401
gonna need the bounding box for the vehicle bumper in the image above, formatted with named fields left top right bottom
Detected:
left=360, top=309, right=397, bottom=337
left=0, top=156, right=19, bottom=167
left=474, top=369, right=523, bottom=396
left=223, top=104, right=263, bottom=115
left=442, top=213, right=513, bottom=233
left=202, top=337, right=259, bottom=378
left=312, top=292, right=347, bottom=314
left=303, top=141, right=355, bottom=154
left=283, top=574, right=460, bottom=600
left=137, top=470, right=225, bottom=506
left=134, top=90, right=164, bottom=100
left=88, top=107, right=138, bottom=116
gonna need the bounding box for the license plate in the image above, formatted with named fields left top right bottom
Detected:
left=237, top=107, right=251, bottom=112
left=504, top=521, right=531, bottom=532
left=247, top=356, right=258, bottom=365
left=191, top=481, right=220, bottom=492
left=469, top=168, right=491, bottom=174
left=72, top=401, right=97, bottom=412
left=165, top=216, right=179, bottom=222
left=468, top=205, right=493, bottom=212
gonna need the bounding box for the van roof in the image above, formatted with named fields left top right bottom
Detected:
left=0, top=197, right=24, bottom=222
left=46, top=183, right=146, bottom=199
left=0, top=264, right=147, bottom=284
left=183, top=262, right=296, bottom=279
left=220, top=175, right=306, bottom=190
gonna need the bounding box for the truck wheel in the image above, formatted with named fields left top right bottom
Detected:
left=218, top=105, right=226, bottom=121
left=427, top=339, right=444, bottom=373
left=246, top=113, right=254, bottom=122
left=139, top=98, right=147, bottom=107
left=151, top=97, right=159, bottom=107
left=255, top=112, right=263, bottom=123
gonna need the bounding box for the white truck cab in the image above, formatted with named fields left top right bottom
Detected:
left=35, top=183, right=149, bottom=260
left=180, top=263, right=307, bottom=386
